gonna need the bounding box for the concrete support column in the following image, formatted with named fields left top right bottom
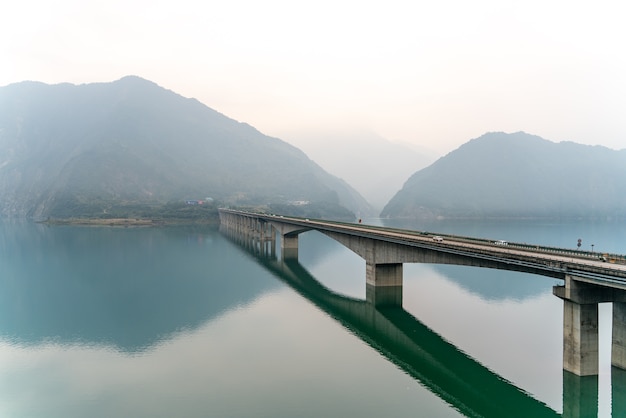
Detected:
left=613, top=302, right=626, bottom=370
left=365, top=262, right=403, bottom=307
left=563, top=300, right=599, bottom=376
left=366, top=262, right=402, bottom=287
left=265, top=230, right=276, bottom=258
left=281, top=234, right=298, bottom=259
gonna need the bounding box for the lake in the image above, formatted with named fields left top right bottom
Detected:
left=1, top=218, right=626, bottom=417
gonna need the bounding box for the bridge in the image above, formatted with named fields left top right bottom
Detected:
left=218, top=209, right=626, bottom=377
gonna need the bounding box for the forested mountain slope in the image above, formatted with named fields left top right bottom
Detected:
left=382, top=132, right=626, bottom=219
left=0, top=76, right=371, bottom=220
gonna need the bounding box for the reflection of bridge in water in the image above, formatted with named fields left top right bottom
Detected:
left=222, top=221, right=626, bottom=418
left=220, top=226, right=558, bottom=417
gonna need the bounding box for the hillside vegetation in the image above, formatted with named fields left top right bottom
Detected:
left=382, top=132, right=626, bottom=219
left=0, top=76, right=371, bottom=221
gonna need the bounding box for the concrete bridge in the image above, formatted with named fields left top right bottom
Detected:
left=218, top=209, right=626, bottom=377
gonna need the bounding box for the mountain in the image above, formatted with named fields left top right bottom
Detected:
left=280, top=129, right=437, bottom=212
left=0, top=76, right=372, bottom=220
left=381, top=131, right=626, bottom=219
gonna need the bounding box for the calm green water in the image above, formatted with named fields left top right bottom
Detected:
left=1, top=219, right=625, bottom=417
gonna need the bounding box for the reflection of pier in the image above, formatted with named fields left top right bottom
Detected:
left=220, top=225, right=564, bottom=418
left=219, top=209, right=626, bottom=378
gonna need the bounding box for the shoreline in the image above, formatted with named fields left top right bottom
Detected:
left=40, top=217, right=218, bottom=227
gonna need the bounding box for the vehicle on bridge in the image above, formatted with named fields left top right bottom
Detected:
left=432, top=236, right=444, bottom=242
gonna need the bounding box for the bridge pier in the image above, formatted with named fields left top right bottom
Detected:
left=555, top=277, right=602, bottom=376
left=366, top=262, right=403, bottom=306
left=281, top=234, right=298, bottom=259
left=366, top=262, right=402, bottom=287
left=554, top=275, right=626, bottom=376
left=218, top=211, right=277, bottom=258
left=613, top=302, right=626, bottom=370
left=562, top=299, right=599, bottom=376
left=260, top=221, right=276, bottom=258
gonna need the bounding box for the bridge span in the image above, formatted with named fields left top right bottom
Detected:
left=219, top=209, right=626, bottom=377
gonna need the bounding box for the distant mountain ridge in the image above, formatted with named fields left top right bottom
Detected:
left=0, top=76, right=372, bottom=219
left=382, top=132, right=626, bottom=219
left=280, top=130, right=437, bottom=211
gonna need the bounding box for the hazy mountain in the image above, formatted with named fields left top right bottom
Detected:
left=280, top=130, right=437, bottom=212
left=382, top=131, right=626, bottom=219
left=0, top=76, right=372, bottom=219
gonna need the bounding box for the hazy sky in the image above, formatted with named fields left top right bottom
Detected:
left=2, top=0, right=625, bottom=154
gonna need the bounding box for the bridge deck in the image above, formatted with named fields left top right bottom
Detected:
left=219, top=209, right=626, bottom=288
